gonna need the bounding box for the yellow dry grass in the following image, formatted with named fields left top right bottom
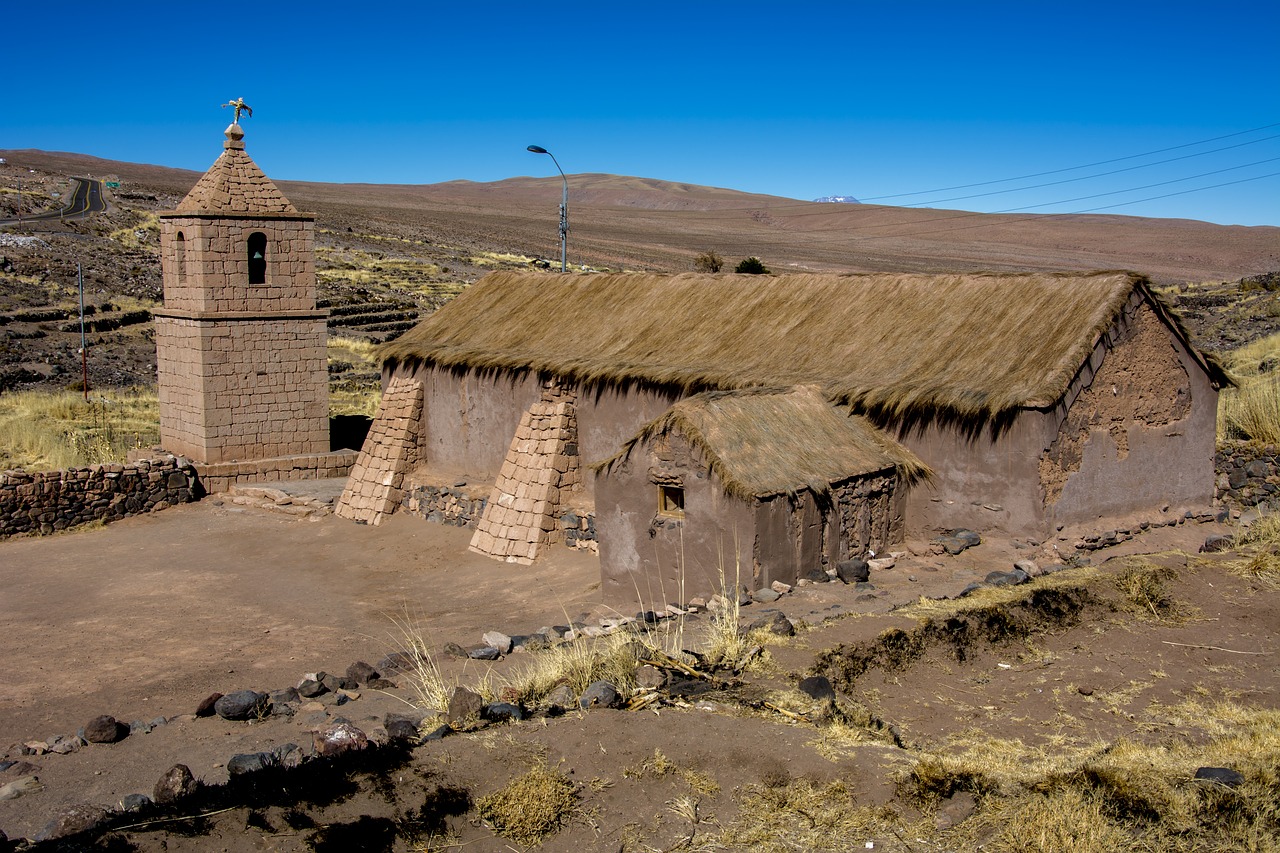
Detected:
left=0, top=387, right=159, bottom=470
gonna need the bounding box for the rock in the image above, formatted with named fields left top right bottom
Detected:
left=954, top=529, right=981, bottom=546
left=1077, top=685, right=1095, bottom=696
left=367, top=677, right=397, bottom=689
left=938, top=537, right=969, bottom=555
left=483, top=702, right=524, bottom=723
left=119, top=793, right=152, bottom=812
left=934, top=790, right=977, bottom=830
left=482, top=631, right=513, bottom=654
left=1200, top=534, right=1234, bottom=553
left=153, top=764, right=200, bottom=804
left=216, top=690, right=271, bottom=721
left=320, top=673, right=342, bottom=693
left=835, top=559, right=869, bottom=584
left=313, top=722, right=369, bottom=758
left=297, top=678, right=328, bottom=698
left=867, top=557, right=896, bottom=572
left=747, top=611, right=794, bottom=637
left=1013, top=559, right=1041, bottom=576
left=195, top=692, right=223, bottom=717
left=446, top=686, right=485, bottom=724
left=753, top=587, right=781, bottom=603
left=0, top=775, right=43, bottom=801
left=1, top=761, right=38, bottom=778
left=274, top=743, right=305, bottom=769
left=83, top=714, right=128, bottom=744
left=47, top=734, right=84, bottom=754
left=346, top=661, right=380, bottom=684
left=635, top=664, right=667, bottom=690
left=422, top=724, right=451, bottom=741
left=467, top=645, right=501, bottom=660
left=377, top=651, right=418, bottom=673
left=386, top=718, right=421, bottom=742
left=770, top=580, right=792, bottom=594
left=1195, top=766, right=1245, bottom=787
left=227, top=752, right=275, bottom=775
left=545, top=684, right=577, bottom=715
left=798, top=675, right=836, bottom=702
left=984, top=570, right=1029, bottom=587
left=270, top=687, right=301, bottom=706
left=129, top=719, right=154, bottom=735
left=34, top=803, right=111, bottom=842
left=736, top=586, right=753, bottom=606
left=580, top=680, right=622, bottom=710
left=957, top=582, right=984, bottom=598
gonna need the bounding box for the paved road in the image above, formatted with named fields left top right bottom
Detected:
left=0, top=176, right=105, bottom=225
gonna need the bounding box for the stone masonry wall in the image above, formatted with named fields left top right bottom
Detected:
left=402, top=480, right=597, bottom=553
left=335, top=377, right=423, bottom=525
left=0, top=457, right=199, bottom=537
left=196, top=451, right=357, bottom=495
left=1216, top=440, right=1280, bottom=508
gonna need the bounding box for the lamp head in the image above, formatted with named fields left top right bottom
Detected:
left=527, top=145, right=549, bottom=154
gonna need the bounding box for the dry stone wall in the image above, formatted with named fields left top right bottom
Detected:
left=0, top=457, right=198, bottom=537
left=1216, top=441, right=1280, bottom=508
left=402, top=481, right=598, bottom=553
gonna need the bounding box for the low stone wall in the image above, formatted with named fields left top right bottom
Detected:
left=0, top=457, right=199, bottom=537
left=196, top=451, right=357, bottom=494
left=1216, top=441, right=1280, bottom=508
left=403, top=482, right=598, bottom=553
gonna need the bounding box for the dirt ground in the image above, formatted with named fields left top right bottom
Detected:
left=2, top=496, right=1277, bottom=850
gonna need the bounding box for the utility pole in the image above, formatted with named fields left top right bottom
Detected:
left=78, top=263, right=88, bottom=400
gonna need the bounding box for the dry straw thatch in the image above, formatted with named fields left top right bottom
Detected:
left=381, top=270, right=1225, bottom=431
left=597, top=385, right=930, bottom=501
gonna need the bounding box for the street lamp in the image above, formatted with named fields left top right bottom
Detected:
left=527, top=145, right=568, bottom=272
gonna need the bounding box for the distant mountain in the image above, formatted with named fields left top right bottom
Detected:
left=813, top=195, right=860, bottom=204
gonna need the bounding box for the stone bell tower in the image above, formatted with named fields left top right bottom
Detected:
left=154, top=115, right=329, bottom=467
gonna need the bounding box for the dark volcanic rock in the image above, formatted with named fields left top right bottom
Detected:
left=346, top=660, right=380, bottom=684
left=227, top=751, right=276, bottom=776
left=835, top=559, right=869, bottom=584
left=34, top=803, right=111, bottom=842
left=1195, top=766, right=1245, bottom=787
left=1200, top=534, right=1234, bottom=553
left=214, top=690, right=270, bottom=721
left=798, top=675, right=837, bottom=703
left=483, top=702, right=524, bottom=723
left=154, top=764, right=200, bottom=804
left=580, top=680, right=622, bottom=710
left=386, top=718, right=421, bottom=742
left=83, top=714, right=128, bottom=744
left=445, top=686, right=485, bottom=724
left=313, top=722, right=369, bottom=757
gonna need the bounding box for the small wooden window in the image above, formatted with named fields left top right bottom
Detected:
left=247, top=231, right=267, bottom=284
left=658, top=485, right=685, bottom=517
left=175, top=232, right=186, bottom=282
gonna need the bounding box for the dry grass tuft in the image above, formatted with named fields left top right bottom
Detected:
left=1224, top=513, right=1280, bottom=589
left=475, top=763, right=578, bottom=846
left=1111, top=559, right=1182, bottom=620
left=503, top=631, right=643, bottom=707
left=0, top=387, right=159, bottom=470
left=386, top=614, right=451, bottom=714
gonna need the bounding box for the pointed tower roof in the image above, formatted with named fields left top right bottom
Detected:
left=175, top=123, right=299, bottom=215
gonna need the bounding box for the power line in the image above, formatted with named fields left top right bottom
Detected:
left=860, top=121, right=1280, bottom=201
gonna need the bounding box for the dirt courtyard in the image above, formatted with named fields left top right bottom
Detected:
left=0, top=499, right=604, bottom=741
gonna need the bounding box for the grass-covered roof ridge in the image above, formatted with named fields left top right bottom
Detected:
left=596, top=385, right=930, bottom=501
left=380, top=270, right=1228, bottom=430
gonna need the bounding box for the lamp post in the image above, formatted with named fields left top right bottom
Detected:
left=526, top=145, right=568, bottom=272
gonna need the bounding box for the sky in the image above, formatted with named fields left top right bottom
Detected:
left=5, top=1, right=1279, bottom=226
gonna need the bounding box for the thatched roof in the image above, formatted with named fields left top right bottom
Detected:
left=381, top=270, right=1228, bottom=430
left=598, top=386, right=929, bottom=501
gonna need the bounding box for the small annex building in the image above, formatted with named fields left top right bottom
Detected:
left=340, top=270, right=1227, bottom=603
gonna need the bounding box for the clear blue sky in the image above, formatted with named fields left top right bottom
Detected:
left=7, top=1, right=1279, bottom=226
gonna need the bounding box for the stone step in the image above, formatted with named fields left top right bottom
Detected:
left=224, top=484, right=336, bottom=518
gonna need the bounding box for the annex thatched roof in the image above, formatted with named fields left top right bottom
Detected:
left=380, top=270, right=1228, bottom=430
left=598, top=386, right=930, bottom=501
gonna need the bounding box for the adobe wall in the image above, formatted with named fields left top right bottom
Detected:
left=902, top=296, right=1218, bottom=537
left=595, top=432, right=755, bottom=607
left=395, top=364, right=682, bottom=495
left=156, top=315, right=329, bottom=463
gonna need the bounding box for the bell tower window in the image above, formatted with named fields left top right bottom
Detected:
left=247, top=231, right=267, bottom=284
left=175, top=232, right=186, bottom=282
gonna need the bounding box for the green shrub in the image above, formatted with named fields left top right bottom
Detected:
left=735, top=256, right=770, bottom=274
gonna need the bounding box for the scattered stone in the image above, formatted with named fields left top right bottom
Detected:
left=154, top=764, right=200, bottom=804
left=954, top=529, right=981, bottom=546
left=195, top=692, right=223, bottom=717
left=377, top=651, right=418, bottom=673
left=753, top=587, right=781, bottom=603
left=467, top=645, right=501, bottom=660
left=580, top=680, right=622, bottom=710
left=313, top=722, right=369, bottom=758
left=215, top=690, right=271, bottom=721
left=446, top=686, right=485, bottom=724
left=47, top=734, right=83, bottom=754
left=274, top=743, right=305, bottom=768
left=545, top=684, right=577, bottom=715
left=119, top=793, right=152, bottom=812
left=798, top=675, right=836, bottom=703
left=1200, top=534, right=1234, bottom=553
left=1, top=761, right=38, bottom=778
left=227, top=752, right=275, bottom=776
left=367, top=677, right=397, bottom=689
left=1077, top=685, right=1094, bottom=697
left=129, top=719, right=154, bottom=735
left=736, top=586, right=752, bottom=606
left=83, top=714, right=128, bottom=744
left=346, top=661, right=380, bottom=684
left=386, top=718, right=421, bottom=742
left=1013, top=559, right=1041, bottom=576
left=1195, top=766, right=1245, bottom=787
left=270, top=687, right=301, bottom=706
left=835, top=559, right=869, bottom=584
left=957, top=582, right=984, bottom=598
left=770, top=580, right=792, bottom=594
left=867, top=557, right=896, bottom=572
left=0, top=775, right=43, bottom=801
left=984, top=569, right=1029, bottom=587
left=483, top=702, right=524, bottom=723
left=482, top=631, right=513, bottom=654
left=635, top=664, right=667, bottom=690
left=747, top=611, right=795, bottom=637
left=34, top=803, right=111, bottom=842
left=422, top=724, right=451, bottom=742
left=297, top=678, right=328, bottom=698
